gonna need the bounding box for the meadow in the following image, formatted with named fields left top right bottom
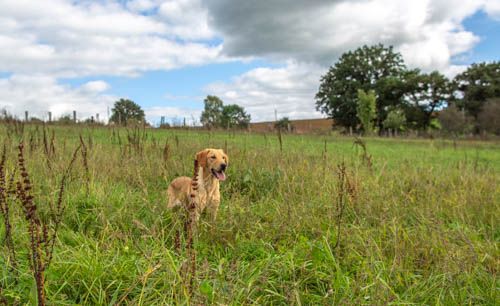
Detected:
left=0, top=123, right=499, bottom=305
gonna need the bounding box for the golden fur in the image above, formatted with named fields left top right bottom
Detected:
left=167, top=148, right=228, bottom=221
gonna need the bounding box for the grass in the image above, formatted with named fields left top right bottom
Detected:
left=1, top=124, right=499, bottom=305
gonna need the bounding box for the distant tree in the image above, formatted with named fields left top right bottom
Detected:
left=438, top=105, right=473, bottom=135
left=356, top=89, right=377, bottom=134
left=200, top=95, right=251, bottom=129
left=383, top=108, right=406, bottom=132
left=477, top=98, right=500, bottom=135
left=220, top=104, right=251, bottom=129
left=316, top=44, right=407, bottom=129
left=56, top=114, right=74, bottom=125
left=109, top=99, right=145, bottom=125
left=275, top=117, right=292, bottom=131
left=200, top=95, right=224, bottom=128
left=405, top=71, right=451, bottom=129
left=453, top=62, right=500, bottom=120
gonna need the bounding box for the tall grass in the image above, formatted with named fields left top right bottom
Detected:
left=0, top=123, right=498, bottom=304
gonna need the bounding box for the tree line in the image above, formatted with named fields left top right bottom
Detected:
left=315, top=44, right=500, bottom=135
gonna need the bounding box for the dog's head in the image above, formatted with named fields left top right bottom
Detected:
left=195, top=148, right=229, bottom=181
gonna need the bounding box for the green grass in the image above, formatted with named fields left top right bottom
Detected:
left=1, top=124, right=499, bottom=305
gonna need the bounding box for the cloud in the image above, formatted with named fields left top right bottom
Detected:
left=0, top=74, right=115, bottom=121
left=206, top=0, right=494, bottom=72
left=205, top=62, right=325, bottom=122
left=0, top=0, right=221, bottom=77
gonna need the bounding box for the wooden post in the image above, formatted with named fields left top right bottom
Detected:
left=48, top=112, right=52, bottom=123
left=73, top=111, right=77, bottom=123
left=25, top=111, right=28, bottom=122
left=96, top=113, right=99, bottom=122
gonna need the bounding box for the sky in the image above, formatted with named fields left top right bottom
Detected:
left=0, top=0, right=499, bottom=125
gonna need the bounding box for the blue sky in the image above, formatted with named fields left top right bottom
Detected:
left=1, top=0, right=499, bottom=124
left=461, top=11, right=500, bottom=64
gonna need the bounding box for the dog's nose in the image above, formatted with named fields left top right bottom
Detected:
left=220, top=163, right=227, bottom=171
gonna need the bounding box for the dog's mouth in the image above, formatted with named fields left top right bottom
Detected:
left=211, top=168, right=226, bottom=181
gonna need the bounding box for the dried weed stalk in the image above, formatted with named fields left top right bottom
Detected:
left=0, top=144, right=17, bottom=271
left=15, top=142, right=80, bottom=306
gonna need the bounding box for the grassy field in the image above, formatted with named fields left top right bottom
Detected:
left=0, top=124, right=499, bottom=305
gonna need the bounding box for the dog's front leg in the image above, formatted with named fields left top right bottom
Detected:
left=207, top=189, right=221, bottom=221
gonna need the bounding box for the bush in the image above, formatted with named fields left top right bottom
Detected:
left=477, top=98, right=500, bottom=135
left=438, top=105, right=474, bottom=135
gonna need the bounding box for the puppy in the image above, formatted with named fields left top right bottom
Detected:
left=167, top=148, right=228, bottom=221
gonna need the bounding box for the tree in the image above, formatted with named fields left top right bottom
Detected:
left=200, top=95, right=251, bottom=129
left=220, top=104, right=251, bottom=129
left=200, top=95, right=224, bottom=128
left=109, top=99, right=145, bottom=125
left=405, top=71, right=451, bottom=129
left=453, top=62, right=500, bottom=120
left=316, top=44, right=407, bottom=129
left=383, top=108, right=406, bottom=133
left=477, top=98, right=500, bottom=135
left=438, top=105, right=473, bottom=135
left=275, top=117, right=292, bottom=132
left=356, top=89, right=377, bottom=134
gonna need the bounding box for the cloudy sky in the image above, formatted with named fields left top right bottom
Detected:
left=1, top=0, right=499, bottom=124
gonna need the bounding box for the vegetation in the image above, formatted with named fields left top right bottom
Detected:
left=316, top=44, right=407, bottom=130
left=274, top=117, right=292, bottom=132
left=109, top=99, right=145, bottom=126
left=0, top=123, right=498, bottom=304
left=383, top=108, right=406, bottom=133
left=356, top=89, right=377, bottom=134
left=201, top=95, right=251, bottom=129
left=316, top=45, right=500, bottom=135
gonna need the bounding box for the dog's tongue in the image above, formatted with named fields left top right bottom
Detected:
left=216, top=171, right=226, bottom=181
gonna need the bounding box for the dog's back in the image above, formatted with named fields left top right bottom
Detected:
left=167, top=176, right=192, bottom=208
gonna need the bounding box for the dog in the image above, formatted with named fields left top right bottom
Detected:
left=167, top=148, right=228, bottom=221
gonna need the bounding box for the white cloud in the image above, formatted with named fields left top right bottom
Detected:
left=80, top=80, right=110, bottom=93
left=0, top=74, right=115, bottom=121
left=484, top=0, right=500, bottom=19
left=0, top=0, right=221, bottom=77
left=205, top=62, right=325, bottom=122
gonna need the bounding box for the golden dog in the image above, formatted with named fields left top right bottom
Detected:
left=167, top=148, right=228, bottom=221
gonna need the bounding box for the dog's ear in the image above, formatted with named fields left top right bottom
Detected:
left=195, top=149, right=210, bottom=168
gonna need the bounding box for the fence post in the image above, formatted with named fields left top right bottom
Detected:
left=73, top=111, right=77, bottom=123
left=25, top=111, right=28, bottom=122
left=48, top=112, right=52, bottom=123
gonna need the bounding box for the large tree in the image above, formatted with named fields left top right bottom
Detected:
left=404, top=71, right=451, bottom=129
left=315, top=44, right=407, bottom=129
left=109, top=99, right=145, bottom=125
left=453, top=62, right=500, bottom=119
left=200, top=95, right=224, bottom=128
